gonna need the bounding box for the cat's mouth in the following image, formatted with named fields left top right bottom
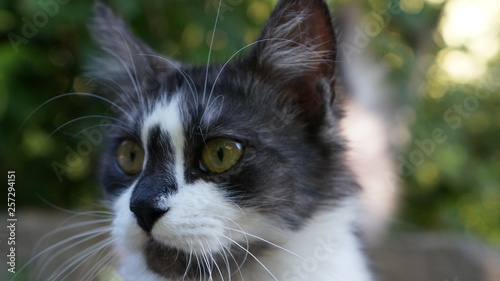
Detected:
left=143, top=238, right=251, bottom=280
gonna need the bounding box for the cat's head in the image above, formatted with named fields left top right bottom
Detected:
left=90, top=0, right=358, bottom=279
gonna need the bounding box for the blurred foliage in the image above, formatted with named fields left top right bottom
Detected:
left=0, top=0, right=499, bottom=245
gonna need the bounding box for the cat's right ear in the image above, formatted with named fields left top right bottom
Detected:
left=90, top=2, right=156, bottom=60
left=87, top=3, right=178, bottom=99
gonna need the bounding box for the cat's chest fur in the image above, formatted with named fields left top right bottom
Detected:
left=90, top=0, right=375, bottom=280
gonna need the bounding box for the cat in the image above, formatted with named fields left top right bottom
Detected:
left=88, top=0, right=375, bottom=280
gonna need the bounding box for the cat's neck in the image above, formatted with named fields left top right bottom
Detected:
left=237, top=196, right=373, bottom=281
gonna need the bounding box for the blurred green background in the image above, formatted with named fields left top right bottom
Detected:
left=0, top=0, right=499, bottom=254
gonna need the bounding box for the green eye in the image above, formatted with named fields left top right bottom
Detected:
left=116, top=140, right=145, bottom=175
left=201, top=138, right=243, bottom=173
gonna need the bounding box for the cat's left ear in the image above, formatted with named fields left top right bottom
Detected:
left=246, top=0, right=337, bottom=122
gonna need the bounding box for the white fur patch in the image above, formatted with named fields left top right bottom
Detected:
left=236, top=197, right=374, bottom=281
left=141, top=96, right=186, bottom=185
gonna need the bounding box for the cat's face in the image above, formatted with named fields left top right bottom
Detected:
left=92, top=0, right=358, bottom=279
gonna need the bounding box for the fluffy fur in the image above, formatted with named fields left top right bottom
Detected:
left=91, top=0, right=375, bottom=280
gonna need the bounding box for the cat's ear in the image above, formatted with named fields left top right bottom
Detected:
left=250, top=0, right=336, bottom=79
left=87, top=3, right=177, bottom=98
left=247, top=0, right=336, bottom=129
left=90, top=2, right=156, bottom=60
left=246, top=0, right=337, bottom=125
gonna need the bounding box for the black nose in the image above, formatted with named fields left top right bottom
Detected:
left=130, top=205, right=168, bottom=232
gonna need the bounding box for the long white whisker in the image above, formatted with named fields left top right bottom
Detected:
left=102, top=33, right=144, bottom=110
left=133, top=53, right=202, bottom=119
left=207, top=37, right=320, bottom=105
left=199, top=242, right=212, bottom=279
left=205, top=228, right=238, bottom=281
left=45, top=236, right=116, bottom=281
left=220, top=233, right=279, bottom=281
left=181, top=241, right=194, bottom=281
left=47, top=115, right=126, bottom=140
left=194, top=247, right=203, bottom=281
left=213, top=216, right=250, bottom=268
left=205, top=239, right=224, bottom=281
left=68, top=123, right=128, bottom=141
left=200, top=94, right=224, bottom=125
left=79, top=244, right=118, bottom=281
left=132, top=54, right=197, bottom=98
left=33, top=226, right=112, bottom=279
left=34, top=218, right=113, bottom=251
left=203, top=0, right=223, bottom=103
left=86, top=76, right=137, bottom=116
left=215, top=214, right=305, bottom=261
left=225, top=226, right=305, bottom=261
left=35, top=196, right=113, bottom=217
left=15, top=220, right=111, bottom=279
left=16, top=92, right=132, bottom=135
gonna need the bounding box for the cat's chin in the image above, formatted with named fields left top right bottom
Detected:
left=143, top=239, right=198, bottom=279
left=142, top=237, right=251, bottom=280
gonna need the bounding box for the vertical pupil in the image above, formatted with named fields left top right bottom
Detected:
left=130, top=149, right=136, bottom=162
left=217, top=146, right=224, bottom=162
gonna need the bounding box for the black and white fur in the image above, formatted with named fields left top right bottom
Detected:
left=91, top=0, right=374, bottom=280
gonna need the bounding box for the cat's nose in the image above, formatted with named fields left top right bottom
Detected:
left=130, top=205, right=168, bottom=232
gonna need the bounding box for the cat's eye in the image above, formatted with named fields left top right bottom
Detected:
left=116, top=140, right=145, bottom=175
left=200, top=138, right=243, bottom=173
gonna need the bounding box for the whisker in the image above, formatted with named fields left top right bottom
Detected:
left=45, top=236, right=116, bottom=281
left=13, top=220, right=112, bottom=279
left=46, top=115, right=126, bottom=140
left=132, top=54, right=198, bottom=101
left=206, top=228, right=242, bottom=281
left=203, top=0, right=223, bottom=103
left=33, top=226, right=112, bottom=279
left=199, top=242, right=212, bottom=280
left=84, top=76, right=135, bottom=114
left=34, top=218, right=113, bottom=251
left=219, top=233, right=279, bottom=281
left=81, top=246, right=118, bottom=281
left=16, top=92, right=132, bottom=135
left=200, top=94, right=224, bottom=125
left=194, top=247, right=203, bottom=281
left=226, top=229, right=304, bottom=261
left=68, top=123, right=128, bottom=142
left=205, top=239, right=224, bottom=281
left=35, top=196, right=112, bottom=217
left=214, top=217, right=249, bottom=273
left=101, top=42, right=144, bottom=111
left=181, top=241, right=194, bottom=281
left=206, top=37, right=321, bottom=106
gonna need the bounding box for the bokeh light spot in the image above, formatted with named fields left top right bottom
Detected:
left=182, top=23, right=204, bottom=50
left=247, top=1, right=270, bottom=24
left=415, top=162, right=439, bottom=188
